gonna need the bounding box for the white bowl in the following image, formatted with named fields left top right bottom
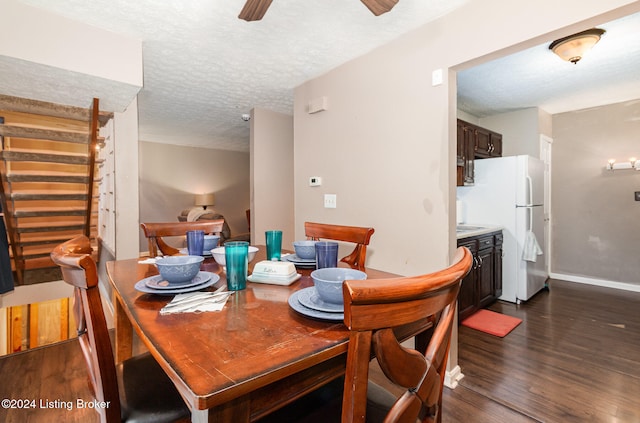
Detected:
left=311, top=267, right=367, bottom=304
left=155, top=255, right=204, bottom=283
left=211, top=245, right=258, bottom=266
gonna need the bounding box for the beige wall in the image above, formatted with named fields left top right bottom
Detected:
left=552, top=100, right=640, bottom=286
left=294, top=0, right=640, bottom=278
left=479, top=108, right=544, bottom=157
left=138, top=141, right=250, bottom=252
left=250, top=108, right=295, bottom=248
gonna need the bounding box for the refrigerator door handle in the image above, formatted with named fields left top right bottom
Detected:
left=526, top=175, right=533, bottom=206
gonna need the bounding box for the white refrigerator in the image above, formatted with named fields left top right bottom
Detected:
left=457, top=155, right=548, bottom=303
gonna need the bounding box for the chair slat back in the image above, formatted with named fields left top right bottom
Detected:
left=304, top=222, right=375, bottom=270
left=341, top=246, right=473, bottom=423
left=51, top=235, right=121, bottom=422
left=141, top=220, right=224, bottom=256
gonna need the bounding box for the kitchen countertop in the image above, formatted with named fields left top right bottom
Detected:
left=456, top=224, right=503, bottom=239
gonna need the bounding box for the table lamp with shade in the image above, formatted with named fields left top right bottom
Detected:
left=195, top=193, right=215, bottom=210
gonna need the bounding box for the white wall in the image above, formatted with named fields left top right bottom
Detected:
left=0, top=0, right=142, bottom=112
left=114, top=99, right=141, bottom=260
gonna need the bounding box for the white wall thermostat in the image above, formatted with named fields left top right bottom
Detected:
left=309, top=176, right=322, bottom=186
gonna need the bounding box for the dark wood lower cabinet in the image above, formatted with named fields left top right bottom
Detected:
left=457, top=230, right=503, bottom=322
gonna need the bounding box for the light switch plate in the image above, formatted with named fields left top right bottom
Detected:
left=432, top=68, right=443, bottom=86
left=324, top=194, right=337, bottom=208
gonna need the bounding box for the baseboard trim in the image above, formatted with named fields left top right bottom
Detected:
left=445, top=365, right=464, bottom=389
left=549, top=272, right=640, bottom=293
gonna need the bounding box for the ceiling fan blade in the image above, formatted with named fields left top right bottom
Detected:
left=238, top=0, right=273, bottom=21
left=360, top=0, right=399, bottom=16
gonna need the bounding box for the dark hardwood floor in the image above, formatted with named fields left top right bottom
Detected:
left=443, top=278, right=640, bottom=422
left=1, top=278, right=638, bottom=422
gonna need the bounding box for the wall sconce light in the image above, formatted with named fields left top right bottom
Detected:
left=606, top=157, right=639, bottom=171
left=195, top=193, right=215, bottom=209
left=549, top=28, right=605, bottom=64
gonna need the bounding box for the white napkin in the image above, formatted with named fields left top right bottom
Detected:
left=138, top=257, right=160, bottom=264
left=159, top=292, right=231, bottom=315
left=523, top=230, right=543, bottom=262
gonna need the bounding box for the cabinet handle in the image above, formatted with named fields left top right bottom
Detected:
left=472, top=255, right=478, bottom=270
left=478, top=255, right=483, bottom=268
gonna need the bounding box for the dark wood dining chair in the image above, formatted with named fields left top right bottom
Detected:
left=51, top=235, right=190, bottom=423
left=304, top=221, right=375, bottom=270
left=258, top=246, right=472, bottom=423
left=140, top=220, right=224, bottom=256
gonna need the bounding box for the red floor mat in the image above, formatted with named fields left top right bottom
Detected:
left=461, top=309, right=522, bottom=337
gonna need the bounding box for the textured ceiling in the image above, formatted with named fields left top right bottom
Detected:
left=457, top=12, right=640, bottom=118
left=12, top=1, right=640, bottom=152
left=17, top=0, right=467, bottom=152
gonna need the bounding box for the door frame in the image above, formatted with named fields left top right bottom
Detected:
left=539, top=134, right=553, bottom=276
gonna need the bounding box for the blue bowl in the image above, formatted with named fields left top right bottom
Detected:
left=293, top=240, right=317, bottom=260
left=155, top=255, right=204, bottom=284
left=311, top=267, right=367, bottom=304
left=203, top=235, right=220, bottom=251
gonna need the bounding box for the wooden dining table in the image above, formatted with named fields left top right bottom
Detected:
left=106, top=246, right=427, bottom=422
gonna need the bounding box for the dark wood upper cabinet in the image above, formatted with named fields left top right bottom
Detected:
left=474, top=126, right=502, bottom=158
left=456, top=119, right=502, bottom=186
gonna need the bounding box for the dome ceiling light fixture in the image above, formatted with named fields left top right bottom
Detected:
left=548, top=28, right=606, bottom=64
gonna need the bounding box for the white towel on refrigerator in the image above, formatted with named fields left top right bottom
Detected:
left=523, top=230, right=543, bottom=262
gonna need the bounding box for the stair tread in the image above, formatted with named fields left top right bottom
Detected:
left=20, top=238, right=79, bottom=245
left=1, top=122, right=88, bottom=134
left=16, top=221, right=83, bottom=230
left=11, top=188, right=89, bottom=193
left=6, top=170, right=89, bottom=177
left=11, top=189, right=88, bottom=195
left=0, top=124, right=91, bottom=143
left=17, top=233, right=86, bottom=242
left=14, top=205, right=88, bottom=212
left=1, top=147, right=88, bottom=157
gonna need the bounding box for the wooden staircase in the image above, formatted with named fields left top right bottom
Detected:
left=0, top=95, right=111, bottom=285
